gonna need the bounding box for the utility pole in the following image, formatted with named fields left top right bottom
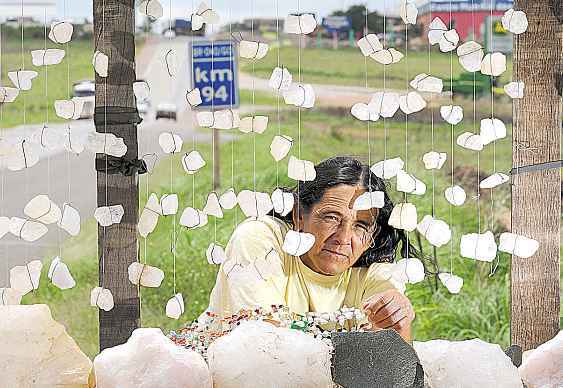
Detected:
left=93, top=0, right=140, bottom=350
left=511, top=0, right=561, bottom=350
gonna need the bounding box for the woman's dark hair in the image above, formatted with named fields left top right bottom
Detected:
left=272, top=155, right=421, bottom=267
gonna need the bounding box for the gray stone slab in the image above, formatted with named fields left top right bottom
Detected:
left=331, top=330, right=424, bottom=388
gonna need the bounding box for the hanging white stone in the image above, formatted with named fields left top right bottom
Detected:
left=400, top=0, right=418, bottom=24
left=388, top=203, right=418, bottom=232
left=158, top=132, right=183, bottom=154
left=457, top=41, right=484, bottom=72
left=182, top=150, right=206, bottom=174
left=8, top=70, right=38, bottom=91
left=138, top=193, right=162, bottom=237
left=438, top=272, right=463, bottom=294
left=480, top=52, right=506, bottom=77
left=166, top=293, right=185, bottom=319
left=397, top=170, right=426, bottom=195
left=288, top=156, right=316, bottom=181
left=197, top=110, right=240, bottom=130
left=0, top=288, right=22, bottom=305
left=6, top=140, right=40, bottom=171
left=428, top=17, right=447, bottom=45
left=480, top=118, right=507, bottom=145
left=239, top=116, right=268, bottom=134
left=369, top=92, right=400, bottom=118
left=24, top=194, right=61, bottom=224
left=269, top=67, right=292, bottom=91
left=92, top=51, right=109, bottom=77
left=57, top=203, right=81, bottom=236
left=94, top=205, right=124, bottom=227
left=133, top=80, right=150, bottom=102
left=29, top=125, right=65, bottom=150
left=284, top=13, right=317, bottom=35
left=271, top=188, right=294, bottom=216
left=63, top=125, right=88, bottom=154
left=90, top=287, right=114, bottom=311
left=48, top=21, right=74, bottom=44
left=456, top=132, right=483, bottom=151
left=186, top=88, right=202, bottom=107
left=128, top=262, right=164, bottom=288
left=351, top=191, right=384, bottom=211
left=237, top=190, right=273, bottom=218
left=206, top=243, right=227, bottom=265
left=439, top=29, right=459, bottom=53
left=164, top=49, right=178, bottom=77
left=357, top=34, right=383, bottom=56
left=422, top=151, right=447, bottom=170
left=179, top=207, right=208, bottom=229
left=270, top=135, right=293, bottom=162
left=504, top=81, right=524, bottom=99
left=219, top=188, right=238, bottom=210
left=0, top=216, right=11, bottom=240
left=417, top=215, right=452, bottom=247
left=203, top=192, right=223, bottom=218
left=282, top=230, right=315, bottom=256
left=370, top=48, right=404, bottom=66
left=9, top=217, right=48, bottom=242
left=440, top=105, right=463, bottom=125
left=399, top=91, right=426, bottom=115
left=138, top=0, right=163, bottom=21
left=391, top=257, right=425, bottom=285
left=460, top=231, right=497, bottom=262
left=31, top=49, right=65, bottom=66
left=87, top=132, right=127, bottom=157
left=410, top=73, right=443, bottom=93
left=370, top=157, right=405, bottom=179
left=160, top=194, right=178, bottom=216
left=502, top=9, right=528, bottom=35
left=479, top=173, right=509, bottom=189
left=498, top=232, right=539, bottom=259
left=0, top=86, right=19, bottom=103
left=48, top=257, right=76, bottom=290
left=190, top=1, right=220, bottom=31
left=54, top=98, right=86, bottom=120
left=239, top=40, right=269, bottom=60
left=283, top=83, right=315, bottom=108
left=444, top=185, right=466, bottom=206
left=10, top=260, right=42, bottom=296
left=351, top=102, right=379, bottom=121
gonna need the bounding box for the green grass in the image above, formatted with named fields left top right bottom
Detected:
left=239, top=46, right=512, bottom=90
left=0, top=36, right=94, bottom=129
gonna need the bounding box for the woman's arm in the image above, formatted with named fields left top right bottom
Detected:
left=362, top=289, right=415, bottom=343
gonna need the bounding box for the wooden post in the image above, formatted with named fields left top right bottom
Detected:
left=93, top=0, right=140, bottom=350
left=511, top=0, right=561, bottom=351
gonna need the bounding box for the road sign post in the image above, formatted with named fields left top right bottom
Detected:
left=188, top=40, right=239, bottom=190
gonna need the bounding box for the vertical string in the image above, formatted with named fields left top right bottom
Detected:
left=168, top=0, right=176, bottom=295
left=448, top=0, right=454, bottom=275
left=0, top=21, right=5, bottom=284
left=429, top=0, right=435, bottom=219
left=21, top=0, right=29, bottom=262
left=382, top=0, right=387, bottom=162
left=191, top=0, right=196, bottom=211
left=275, top=0, right=281, bottom=189
left=101, top=0, right=108, bottom=288
left=210, top=0, right=217, bottom=245
left=251, top=0, right=257, bottom=201
left=488, top=0, right=498, bottom=276
left=364, top=4, right=371, bottom=170
left=228, top=1, right=237, bottom=227
left=404, top=12, right=409, bottom=258
left=297, top=0, right=302, bottom=229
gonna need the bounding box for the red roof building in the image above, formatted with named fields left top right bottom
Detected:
left=418, top=0, right=513, bottom=41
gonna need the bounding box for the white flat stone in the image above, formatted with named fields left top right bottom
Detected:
left=0, top=304, right=92, bottom=387
left=519, top=331, right=563, bottom=388
left=93, top=328, right=212, bottom=388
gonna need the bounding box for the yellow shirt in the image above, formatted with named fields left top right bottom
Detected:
left=206, top=215, right=403, bottom=318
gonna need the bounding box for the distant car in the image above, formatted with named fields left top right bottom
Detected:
left=163, top=29, right=176, bottom=39
left=72, top=80, right=96, bottom=119
left=155, top=103, right=177, bottom=121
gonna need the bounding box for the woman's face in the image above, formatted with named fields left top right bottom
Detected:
left=294, top=184, right=378, bottom=276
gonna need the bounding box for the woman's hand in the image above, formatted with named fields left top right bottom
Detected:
left=362, top=289, right=415, bottom=342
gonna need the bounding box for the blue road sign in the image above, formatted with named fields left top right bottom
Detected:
left=321, top=16, right=352, bottom=33
left=189, top=40, right=239, bottom=110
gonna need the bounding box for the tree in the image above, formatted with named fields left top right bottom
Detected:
left=511, top=0, right=561, bottom=351
left=331, top=5, right=385, bottom=34
left=93, top=0, right=140, bottom=351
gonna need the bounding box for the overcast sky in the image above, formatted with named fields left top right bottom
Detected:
left=57, top=0, right=405, bottom=22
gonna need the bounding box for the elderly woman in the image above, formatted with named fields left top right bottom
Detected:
left=206, top=156, right=417, bottom=342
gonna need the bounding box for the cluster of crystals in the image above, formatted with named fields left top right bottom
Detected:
left=169, top=305, right=366, bottom=360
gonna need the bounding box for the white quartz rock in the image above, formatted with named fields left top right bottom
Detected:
left=94, top=328, right=212, bottom=388
left=519, top=331, right=563, bottom=388
left=208, top=320, right=333, bottom=388
left=414, top=338, right=523, bottom=388
left=0, top=304, right=92, bottom=387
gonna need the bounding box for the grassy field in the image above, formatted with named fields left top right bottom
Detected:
left=5, top=38, right=558, bottom=359
left=0, top=32, right=94, bottom=129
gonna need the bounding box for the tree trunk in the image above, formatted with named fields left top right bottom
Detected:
left=511, top=0, right=561, bottom=351
left=93, top=0, right=140, bottom=351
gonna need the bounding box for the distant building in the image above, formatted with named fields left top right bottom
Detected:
left=241, top=18, right=285, bottom=34
left=418, top=0, right=513, bottom=41
left=0, top=0, right=57, bottom=23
